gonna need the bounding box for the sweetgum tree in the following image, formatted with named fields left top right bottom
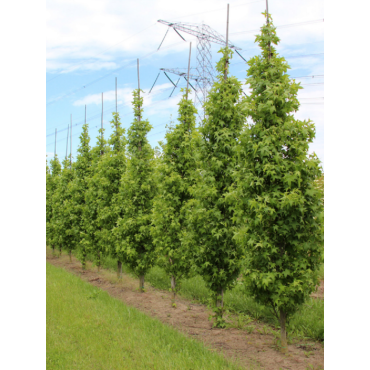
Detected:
left=82, top=126, right=110, bottom=271
left=230, top=13, right=324, bottom=351
left=114, top=90, right=156, bottom=291
left=151, top=88, right=198, bottom=299
left=53, top=157, right=76, bottom=261
left=46, top=156, right=61, bottom=256
left=184, top=48, right=247, bottom=325
left=95, top=113, right=127, bottom=278
left=70, top=123, right=92, bottom=269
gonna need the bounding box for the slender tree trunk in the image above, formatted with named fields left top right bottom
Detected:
left=139, top=275, right=145, bottom=292
left=52, top=245, right=55, bottom=257
left=216, top=287, right=224, bottom=308
left=279, top=309, right=288, bottom=353
left=69, top=250, right=72, bottom=263
left=81, top=250, right=86, bottom=270
left=171, top=275, right=176, bottom=300
left=59, top=246, right=62, bottom=257
left=117, top=260, right=122, bottom=280
left=97, top=251, right=101, bottom=272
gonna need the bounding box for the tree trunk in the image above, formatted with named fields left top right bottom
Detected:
left=279, top=309, right=288, bottom=353
left=139, top=275, right=145, bottom=292
left=52, top=245, right=55, bottom=257
left=97, top=251, right=101, bottom=272
left=59, top=246, right=62, bottom=257
left=117, top=260, right=122, bottom=280
left=69, top=251, right=72, bottom=263
left=216, top=287, right=224, bottom=308
left=171, top=275, right=176, bottom=300
left=81, top=250, right=86, bottom=270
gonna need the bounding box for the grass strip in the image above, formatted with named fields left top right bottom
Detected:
left=46, top=262, right=243, bottom=370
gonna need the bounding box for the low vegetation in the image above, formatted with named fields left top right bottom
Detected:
left=47, top=262, right=243, bottom=370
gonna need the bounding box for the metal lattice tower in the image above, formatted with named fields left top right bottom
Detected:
left=158, top=20, right=241, bottom=113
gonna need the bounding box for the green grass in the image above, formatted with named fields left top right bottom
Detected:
left=83, top=252, right=324, bottom=342
left=47, top=262, right=243, bottom=370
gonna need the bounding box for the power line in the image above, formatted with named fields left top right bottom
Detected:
left=46, top=84, right=180, bottom=138
left=46, top=39, right=190, bottom=107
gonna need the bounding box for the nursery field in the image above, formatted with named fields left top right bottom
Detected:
left=47, top=15, right=324, bottom=370
left=47, top=248, right=324, bottom=370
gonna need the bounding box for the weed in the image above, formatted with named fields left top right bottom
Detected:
left=246, top=325, right=255, bottom=334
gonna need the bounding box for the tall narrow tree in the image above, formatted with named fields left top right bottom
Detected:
left=151, top=88, right=198, bottom=300
left=96, top=112, right=127, bottom=278
left=231, top=13, right=324, bottom=351
left=184, top=48, right=247, bottom=325
left=114, top=90, right=156, bottom=291
left=70, top=123, right=92, bottom=269
left=53, top=157, right=76, bottom=261
left=46, top=155, right=61, bottom=256
left=83, top=125, right=110, bottom=271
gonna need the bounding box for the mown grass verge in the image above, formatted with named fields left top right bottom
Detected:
left=46, top=262, right=243, bottom=370
left=90, top=254, right=324, bottom=342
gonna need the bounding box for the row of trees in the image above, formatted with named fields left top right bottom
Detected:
left=46, top=14, right=323, bottom=351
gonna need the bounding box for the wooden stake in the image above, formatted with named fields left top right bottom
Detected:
left=137, top=59, right=141, bottom=122
left=115, top=77, right=118, bottom=132
left=137, top=58, right=142, bottom=152
left=101, top=93, right=104, bottom=155
left=224, top=4, right=230, bottom=80
left=266, top=0, right=271, bottom=60
left=65, top=124, right=69, bottom=160
left=54, top=128, right=57, bottom=158
left=70, top=114, right=72, bottom=167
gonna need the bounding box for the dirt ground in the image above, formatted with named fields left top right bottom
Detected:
left=46, top=250, right=324, bottom=370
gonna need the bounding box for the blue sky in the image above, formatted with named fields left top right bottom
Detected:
left=46, top=0, right=324, bottom=168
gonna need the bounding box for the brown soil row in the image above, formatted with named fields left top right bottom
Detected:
left=46, top=249, right=324, bottom=370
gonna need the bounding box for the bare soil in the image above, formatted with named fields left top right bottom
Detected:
left=47, top=249, right=324, bottom=370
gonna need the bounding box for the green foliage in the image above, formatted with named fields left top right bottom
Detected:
left=151, top=89, right=198, bottom=295
left=52, top=158, right=76, bottom=256
left=82, top=125, right=111, bottom=269
left=46, top=156, right=62, bottom=250
left=114, top=90, right=156, bottom=279
left=184, top=47, right=248, bottom=316
left=95, top=113, right=127, bottom=264
left=69, top=124, right=93, bottom=268
left=230, top=14, right=324, bottom=324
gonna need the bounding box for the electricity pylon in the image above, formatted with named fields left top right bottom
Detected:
left=157, top=20, right=242, bottom=115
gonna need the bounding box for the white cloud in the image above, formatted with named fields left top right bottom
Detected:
left=47, top=0, right=324, bottom=73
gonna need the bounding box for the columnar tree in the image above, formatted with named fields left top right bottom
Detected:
left=70, top=123, right=92, bottom=269
left=151, top=89, right=198, bottom=300
left=184, top=48, right=247, bottom=325
left=46, top=155, right=61, bottom=256
left=231, top=13, right=324, bottom=351
left=96, top=113, right=127, bottom=278
left=83, top=126, right=110, bottom=271
left=114, top=90, right=156, bottom=291
left=53, top=157, right=76, bottom=261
